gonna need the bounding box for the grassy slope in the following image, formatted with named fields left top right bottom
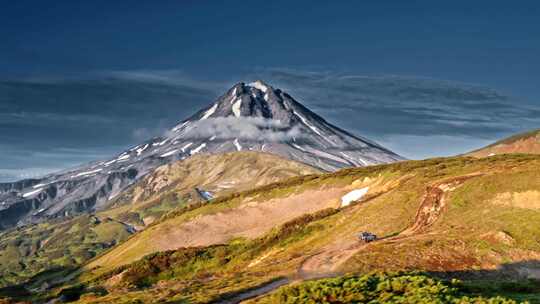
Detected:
left=0, top=152, right=319, bottom=289
left=33, top=154, right=540, bottom=303
left=81, top=159, right=399, bottom=272
left=249, top=273, right=521, bottom=303
left=100, top=151, right=320, bottom=226
left=0, top=215, right=133, bottom=288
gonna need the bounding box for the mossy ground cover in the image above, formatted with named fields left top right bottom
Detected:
left=63, top=154, right=540, bottom=303
left=17, top=208, right=342, bottom=303
left=0, top=215, right=133, bottom=287
left=249, top=272, right=526, bottom=303
left=5, top=154, right=540, bottom=303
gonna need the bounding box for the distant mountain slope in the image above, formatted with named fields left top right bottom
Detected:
left=468, top=129, right=540, bottom=157
left=101, top=151, right=321, bottom=227
left=0, top=80, right=402, bottom=230
left=0, top=151, right=318, bottom=287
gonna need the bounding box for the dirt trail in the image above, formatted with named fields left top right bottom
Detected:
left=298, top=173, right=483, bottom=279
left=217, top=278, right=290, bottom=304
left=400, top=173, right=482, bottom=236
left=297, top=244, right=365, bottom=280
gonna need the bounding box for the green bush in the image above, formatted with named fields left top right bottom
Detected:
left=258, top=272, right=522, bottom=303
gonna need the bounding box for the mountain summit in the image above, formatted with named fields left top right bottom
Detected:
left=0, top=81, right=403, bottom=229
left=167, top=80, right=403, bottom=169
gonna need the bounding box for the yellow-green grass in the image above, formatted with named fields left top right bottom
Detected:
left=7, top=154, right=540, bottom=303
left=70, top=154, right=540, bottom=302
left=0, top=215, right=133, bottom=288
left=0, top=152, right=318, bottom=288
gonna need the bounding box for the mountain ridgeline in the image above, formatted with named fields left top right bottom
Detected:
left=468, top=128, right=540, bottom=158
left=0, top=80, right=403, bottom=230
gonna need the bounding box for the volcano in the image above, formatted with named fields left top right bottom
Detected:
left=0, top=80, right=403, bottom=229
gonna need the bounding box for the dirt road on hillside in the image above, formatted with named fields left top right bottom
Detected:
left=297, top=173, right=483, bottom=279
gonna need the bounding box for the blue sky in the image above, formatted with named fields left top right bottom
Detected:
left=1, top=1, right=539, bottom=181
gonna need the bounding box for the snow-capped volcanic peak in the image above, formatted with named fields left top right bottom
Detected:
left=167, top=81, right=400, bottom=157
left=186, top=80, right=286, bottom=121
left=0, top=80, right=404, bottom=230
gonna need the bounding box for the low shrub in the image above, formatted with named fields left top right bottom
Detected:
left=257, top=272, right=521, bottom=303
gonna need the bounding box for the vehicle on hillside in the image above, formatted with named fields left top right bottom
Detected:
left=358, top=231, right=377, bottom=243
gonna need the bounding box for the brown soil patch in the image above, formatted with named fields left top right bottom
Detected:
left=401, top=173, right=483, bottom=235
left=88, top=175, right=394, bottom=270
left=154, top=188, right=344, bottom=249
left=481, top=231, right=515, bottom=246
left=490, top=190, right=540, bottom=210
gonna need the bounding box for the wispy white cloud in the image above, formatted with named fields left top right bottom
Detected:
left=0, top=167, right=62, bottom=182
left=175, top=117, right=303, bottom=142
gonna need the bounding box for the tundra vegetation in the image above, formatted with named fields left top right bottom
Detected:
left=2, top=154, right=540, bottom=303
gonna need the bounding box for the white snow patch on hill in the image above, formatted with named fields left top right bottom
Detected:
left=341, top=187, right=369, bottom=207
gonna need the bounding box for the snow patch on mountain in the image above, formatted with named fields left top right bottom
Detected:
left=201, top=103, right=218, bottom=120
left=190, top=143, right=207, bottom=155
left=172, top=121, right=189, bottom=132
left=232, top=99, right=242, bottom=117
left=136, top=144, right=149, bottom=156
left=341, top=152, right=368, bottom=166
left=160, top=149, right=178, bottom=157
left=23, top=189, right=43, bottom=198
left=248, top=80, right=269, bottom=92
left=72, top=168, right=103, bottom=178
left=291, top=143, right=308, bottom=152
left=293, top=111, right=326, bottom=139
left=181, top=142, right=193, bottom=152
left=234, top=138, right=242, bottom=151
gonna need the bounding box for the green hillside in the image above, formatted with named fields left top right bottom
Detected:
left=7, top=154, right=540, bottom=303
left=0, top=152, right=318, bottom=291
